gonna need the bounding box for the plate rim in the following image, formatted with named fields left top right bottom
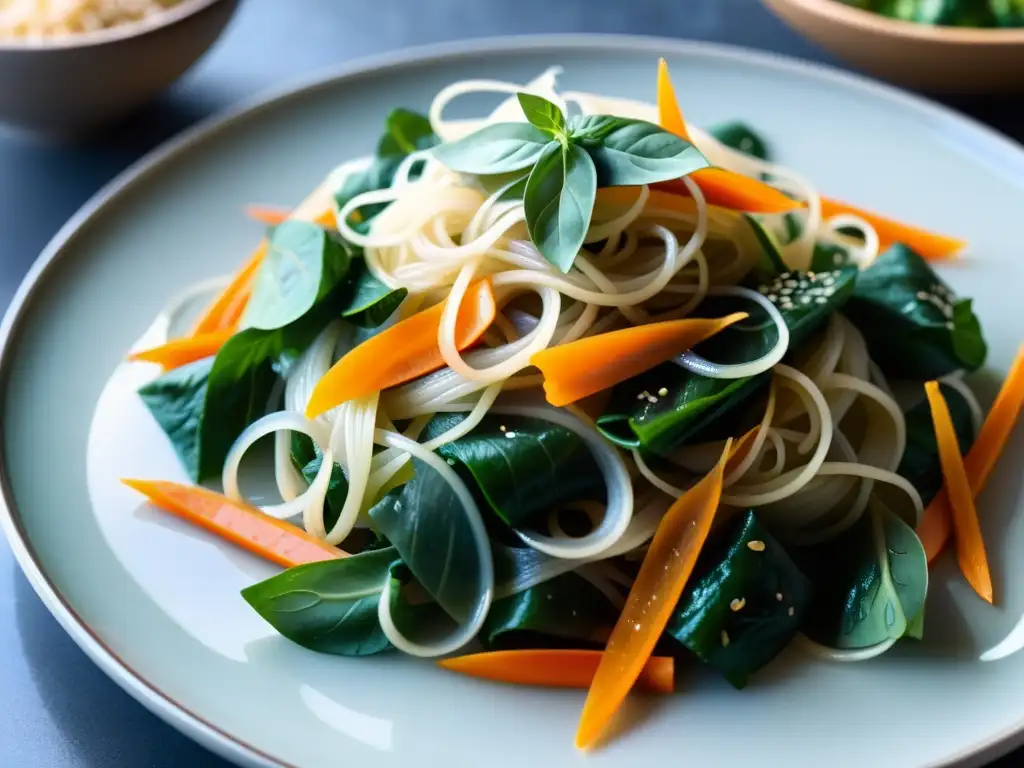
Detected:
left=1, top=32, right=1022, bottom=768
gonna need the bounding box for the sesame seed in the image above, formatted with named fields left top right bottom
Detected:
left=823, top=287, right=835, bottom=297
left=784, top=280, right=797, bottom=288
left=767, top=294, right=778, bottom=303
left=788, top=606, right=795, bottom=617
left=822, top=277, right=835, bottom=286
left=505, top=432, right=517, bottom=438
left=747, top=540, right=766, bottom=552
left=798, top=281, right=808, bottom=289
left=721, top=631, right=730, bottom=647
left=780, top=288, right=793, bottom=295
left=446, top=458, right=456, bottom=466
left=801, top=296, right=811, bottom=304
left=916, top=291, right=930, bottom=300
left=658, top=387, right=669, bottom=397
left=634, top=623, right=642, bottom=632
left=730, top=598, right=746, bottom=612
left=647, top=395, right=658, bottom=403
left=807, top=271, right=816, bottom=278
left=814, top=297, right=827, bottom=304
left=636, top=390, right=649, bottom=400
left=780, top=272, right=792, bottom=279
left=499, top=425, right=507, bottom=432
left=776, top=592, right=784, bottom=602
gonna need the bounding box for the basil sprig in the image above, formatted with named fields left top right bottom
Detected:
left=432, top=93, right=709, bottom=271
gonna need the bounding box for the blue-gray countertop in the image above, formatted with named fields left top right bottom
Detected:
left=1, top=1, right=1022, bottom=765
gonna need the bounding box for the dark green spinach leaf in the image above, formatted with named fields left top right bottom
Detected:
left=844, top=243, right=986, bottom=378
left=709, top=121, right=770, bottom=160
left=524, top=141, right=597, bottom=272
left=336, top=258, right=407, bottom=328
left=378, top=108, right=438, bottom=157
left=799, top=503, right=928, bottom=649
left=897, top=382, right=976, bottom=506
left=745, top=213, right=788, bottom=280
left=420, top=412, right=605, bottom=528
left=482, top=572, right=619, bottom=650
left=667, top=511, right=811, bottom=688
left=241, top=546, right=399, bottom=656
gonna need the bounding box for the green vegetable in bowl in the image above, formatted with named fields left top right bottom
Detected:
left=840, top=0, right=1021, bottom=27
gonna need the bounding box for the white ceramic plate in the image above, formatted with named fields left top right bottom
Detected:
left=3, top=35, right=1024, bottom=768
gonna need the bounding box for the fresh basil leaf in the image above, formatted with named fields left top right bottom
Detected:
left=300, top=451, right=349, bottom=533
left=244, top=221, right=351, bottom=331
left=578, top=117, right=709, bottom=187
left=420, top=412, right=605, bottom=528
left=482, top=572, right=619, bottom=650
left=597, top=267, right=857, bottom=453
left=336, top=258, right=407, bottom=328
left=897, top=382, right=975, bottom=506
left=517, top=93, right=566, bottom=137
left=844, top=243, right=986, bottom=378
left=810, top=240, right=853, bottom=272
left=369, top=458, right=488, bottom=623
left=378, top=108, right=438, bottom=157
left=799, top=503, right=928, bottom=650
left=524, top=141, right=597, bottom=272
left=905, top=607, right=925, bottom=640
left=744, top=214, right=788, bottom=280
left=241, top=547, right=398, bottom=656
left=433, top=122, right=553, bottom=175
left=334, top=155, right=403, bottom=230
left=667, top=511, right=811, bottom=688
left=496, top=173, right=529, bottom=202
left=138, top=358, right=214, bottom=480
left=708, top=121, right=771, bottom=161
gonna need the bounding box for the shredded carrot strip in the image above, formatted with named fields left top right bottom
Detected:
left=925, top=382, right=993, bottom=603
left=655, top=60, right=799, bottom=214
left=819, top=197, right=964, bottom=261
left=190, top=242, right=267, bottom=336
left=245, top=204, right=292, bottom=226
left=655, top=60, right=964, bottom=253
left=532, top=313, right=747, bottom=408
left=306, top=279, right=496, bottom=417
left=576, top=442, right=730, bottom=749
left=438, top=650, right=674, bottom=693
left=919, top=345, right=1024, bottom=562
left=122, top=479, right=345, bottom=568
left=129, top=329, right=235, bottom=371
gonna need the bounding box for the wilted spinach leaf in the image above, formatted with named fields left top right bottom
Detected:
left=421, top=412, right=605, bottom=528
left=844, top=243, right=986, bottom=379
left=667, top=511, right=810, bottom=688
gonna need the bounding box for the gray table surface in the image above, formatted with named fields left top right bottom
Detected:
left=2, top=1, right=1023, bottom=766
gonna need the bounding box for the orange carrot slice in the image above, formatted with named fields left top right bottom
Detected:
left=532, top=313, right=747, bottom=408
left=576, top=443, right=730, bottom=749
left=123, top=479, right=344, bottom=568
left=191, top=242, right=267, bottom=336
left=655, top=60, right=963, bottom=254
left=919, top=345, right=1024, bottom=562
left=819, top=197, right=965, bottom=262
left=439, top=650, right=674, bottom=693
left=129, top=329, right=235, bottom=371
left=245, top=204, right=292, bottom=226
left=924, top=382, right=993, bottom=603
left=655, top=60, right=799, bottom=215
left=306, top=279, right=496, bottom=417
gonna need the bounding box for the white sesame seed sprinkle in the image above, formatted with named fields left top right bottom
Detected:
left=788, top=606, right=795, bottom=617
left=505, top=432, right=517, bottom=439
left=647, top=395, right=658, bottom=403
left=634, top=623, right=642, bottom=632
left=721, top=630, right=730, bottom=647
left=747, top=540, right=766, bottom=552
left=499, top=425, right=507, bottom=432
left=446, top=458, right=456, bottom=466
left=815, top=296, right=827, bottom=304
left=658, top=387, right=669, bottom=397
left=730, top=598, right=746, bottom=612
left=776, top=592, right=784, bottom=602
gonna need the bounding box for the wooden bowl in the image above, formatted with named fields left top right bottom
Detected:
left=761, top=0, right=1024, bottom=92
left=0, top=0, right=240, bottom=138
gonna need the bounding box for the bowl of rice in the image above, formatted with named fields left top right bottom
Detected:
left=0, top=0, right=240, bottom=137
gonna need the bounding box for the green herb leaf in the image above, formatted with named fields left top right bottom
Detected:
left=433, top=123, right=553, bottom=175
left=597, top=267, right=857, bottom=453
left=799, top=503, right=928, bottom=650
left=744, top=214, right=788, bottom=280
left=300, top=451, right=349, bottom=533
left=897, top=382, right=976, bottom=506
left=336, top=258, right=407, bottom=328
left=844, top=243, right=987, bottom=379
left=241, top=547, right=398, bottom=656
left=420, top=412, right=605, bottom=528
left=524, top=141, right=597, bottom=272
left=517, top=93, right=566, bottom=137
left=369, top=459, right=488, bottom=623
left=573, top=116, right=709, bottom=187
left=708, top=121, right=771, bottom=160
left=378, top=108, right=438, bottom=157
left=244, top=221, right=351, bottom=331
left=482, top=572, right=619, bottom=650
left=667, top=511, right=811, bottom=688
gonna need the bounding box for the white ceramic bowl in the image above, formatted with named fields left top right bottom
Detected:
left=0, top=0, right=240, bottom=138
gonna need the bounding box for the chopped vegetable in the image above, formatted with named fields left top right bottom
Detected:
left=244, top=204, right=291, bottom=226
left=819, top=197, right=965, bottom=262
left=122, top=479, right=345, bottom=568
left=129, top=329, right=234, bottom=371
left=919, top=345, right=1024, bottom=561
left=655, top=60, right=799, bottom=214
left=306, top=279, right=497, bottom=417
left=439, top=650, right=674, bottom=693
left=576, top=442, right=729, bottom=749
left=191, top=242, right=267, bottom=336
left=924, top=381, right=993, bottom=603
left=532, top=313, right=748, bottom=408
